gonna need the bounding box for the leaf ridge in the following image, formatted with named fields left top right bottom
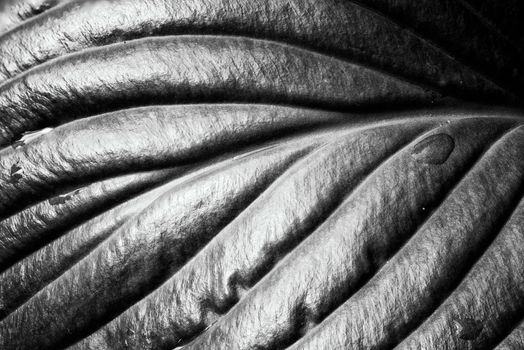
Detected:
left=282, top=122, right=519, bottom=350
left=181, top=125, right=440, bottom=350
left=393, top=183, right=524, bottom=348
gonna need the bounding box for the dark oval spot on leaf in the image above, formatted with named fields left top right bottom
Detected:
left=8, top=164, right=23, bottom=184
left=412, top=133, right=455, bottom=165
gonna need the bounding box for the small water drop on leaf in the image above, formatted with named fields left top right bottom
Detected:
left=412, top=133, right=455, bottom=165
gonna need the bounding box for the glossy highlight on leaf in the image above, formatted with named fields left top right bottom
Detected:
left=0, top=1, right=523, bottom=350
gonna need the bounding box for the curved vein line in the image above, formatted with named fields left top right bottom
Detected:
left=187, top=125, right=435, bottom=349
left=0, top=33, right=442, bottom=95
left=279, top=123, right=517, bottom=349
left=0, top=9, right=512, bottom=103
left=0, top=166, right=193, bottom=260
left=79, top=126, right=400, bottom=348
left=0, top=106, right=339, bottom=215
left=478, top=199, right=524, bottom=350
left=0, top=0, right=519, bottom=101
left=65, top=142, right=318, bottom=347
left=387, top=125, right=524, bottom=348
left=0, top=166, right=205, bottom=321
left=395, top=191, right=524, bottom=349
left=0, top=34, right=453, bottom=151
left=0, top=168, right=189, bottom=321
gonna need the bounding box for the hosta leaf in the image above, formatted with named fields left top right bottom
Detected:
left=1, top=1, right=523, bottom=349
left=0, top=108, right=522, bottom=350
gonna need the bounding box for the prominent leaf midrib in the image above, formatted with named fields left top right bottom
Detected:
left=1, top=112, right=521, bottom=349
left=0, top=35, right=447, bottom=151
left=0, top=106, right=446, bottom=270
left=0, top=103, right=363, bottom=220
left=0, top=112, right=516, bottom=270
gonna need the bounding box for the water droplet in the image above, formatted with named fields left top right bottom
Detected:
left=412, top=133, right=455, bottom=165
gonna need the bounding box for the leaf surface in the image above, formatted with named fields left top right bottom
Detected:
left=0, top=1, right=523, bottom=349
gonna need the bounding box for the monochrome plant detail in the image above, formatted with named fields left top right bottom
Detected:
left=0, top=0, right=523, bottom=349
